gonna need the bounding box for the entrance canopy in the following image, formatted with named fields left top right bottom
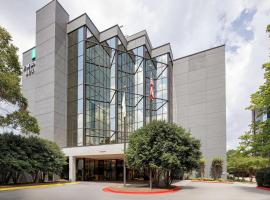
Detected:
left=63, top=143, right=124, bottom=158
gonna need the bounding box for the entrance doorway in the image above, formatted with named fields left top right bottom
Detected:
left=75, top=158, right=145, bottom=181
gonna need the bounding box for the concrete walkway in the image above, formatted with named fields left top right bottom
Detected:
left=0, top=180, right=269, bottom=200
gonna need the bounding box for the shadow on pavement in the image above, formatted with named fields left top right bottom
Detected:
left=180, top=186, right=196, bottom=190
left=236, top=185, right=270, bottom=195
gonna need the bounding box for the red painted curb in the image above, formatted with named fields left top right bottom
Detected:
left=191, top=180, right=233, bottom=184
left=257, top=186, right=270, bottom=191
left=102, top=186, right=181, bottom=195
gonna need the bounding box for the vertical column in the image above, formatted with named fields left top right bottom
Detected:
left=69, top=156, right=76, bottom=181
left=35, top=0, right=69, bottom=147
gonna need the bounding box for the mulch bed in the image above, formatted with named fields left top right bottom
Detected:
left=103, top=185, right=181, bottom=195
left=256, top=186, right=270, bottom=191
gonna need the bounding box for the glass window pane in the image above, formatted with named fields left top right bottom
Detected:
left=78, top=56, right=83, bottom=71
left=77, top=129, right=83, bottom=146
left=78, top=70, right=83, bottom=85
left=77, top=99, right=83, bottom=114
left=78, top=28, right=84, bottom=42
left=78, top=84, right=83, bottom=99
left=78, top=41, right=84, bottom=57
left=78, top=114, right=83, bottom=129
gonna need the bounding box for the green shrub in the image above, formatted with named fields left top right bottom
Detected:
left=211, top=157, right=224, bottom=180
left=263, top=170, right=270, bottom=187
left=256, top=168, right=270, bottom=187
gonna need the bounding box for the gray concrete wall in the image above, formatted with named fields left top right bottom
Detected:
left=173, top=45, right=226, bottom=177
left=22, top=0, right=69, bottom=147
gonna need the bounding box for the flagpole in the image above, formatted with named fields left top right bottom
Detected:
left=123, top=86, right=127, bottom=187
left=123, top=115, right=127, bottom=187
left=149, top=73, right=153, bottom=190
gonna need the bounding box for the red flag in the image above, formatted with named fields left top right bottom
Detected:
left=149, top=78, right=155, bottom=101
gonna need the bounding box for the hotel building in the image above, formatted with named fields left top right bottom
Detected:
left=22, top=0, right=226, bottom=181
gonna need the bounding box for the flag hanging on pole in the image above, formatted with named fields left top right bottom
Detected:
left=149, top=77, right=155, bottom=101
left=122, top=91, right=126, bottom=117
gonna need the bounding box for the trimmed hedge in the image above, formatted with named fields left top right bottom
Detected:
left=256, top=168, right=270, bottom=188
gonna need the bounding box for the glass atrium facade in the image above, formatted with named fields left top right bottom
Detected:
left=67, top=26, right=172, bottom=147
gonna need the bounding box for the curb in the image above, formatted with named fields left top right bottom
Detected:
left=191, top=180, right=233, bottom=184
left=256, top=186, right=270, bottom=191
left=0, top=182, right=80, bottom=191
left=102, top=186, right=181, bottom=195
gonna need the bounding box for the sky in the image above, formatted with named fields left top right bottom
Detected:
left=0, top=0, right=269, bottom=149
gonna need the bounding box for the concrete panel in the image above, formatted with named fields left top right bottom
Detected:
left=35, top=97, right=54, bottom=115
left=67, top=14, right=99, bottom=40
left=35, top=83, right=54, bottom=102
left=173, top=73, right=188, bottom=86
left=36, top=1, right=56, bottom=33
left=22, top=0, right=69, bottom=148
left=188, top=80, right=206, bottom=94
left=36, top=38, right=55, bottom=61
left=188, top=68, right=206, bottom=82
left=152, top=43, right=173, bottom=59
left=173, top=58, right=189, bottom=74
left=100, top=25, right=127, bottom=48
left=127, top=30, right=152, bottom=50
left=63, top=143, right=124, bottom=157
left=127, top=36, right=148, bottom=51
left=173, top=45, right=226, bottom=178
left=35, top=67, right=55, bottom=88
left=36, top=24, right=55, bottom=46
left=36, top=112, right=54, bottom=128
left=206, top=75, right=225, bottom=90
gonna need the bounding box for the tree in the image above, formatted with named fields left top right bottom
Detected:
left=211, top=157, right=223, bottom=180
left=125, top=121, right=201, bottom=187
left=0, top=133, right=66, bottom=184
left=227, top=150, right=268, bottom=182
left=0, top=26, right=39, bottom=134
left=199, top=158, right=206, bottom=178
left=244, top=25, right=270, bottom=159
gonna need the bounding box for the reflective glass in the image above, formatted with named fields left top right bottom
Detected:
left=78, top=42, right=84, bottom=57
left=68, top=27, right=171, bottom=147
left=78, top=84, right=83, bottom=99
left=78, top=27, right=84, bottom=42
left=78, top=56, right=83, bottom=71
left=77, top=129, right=83, bottom=146
left=77, top=99, right=83, bottom=114
left=78, top=70, right=83, bottom=85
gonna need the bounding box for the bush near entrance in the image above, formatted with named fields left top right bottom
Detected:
left=125, top=121, right=201, bottom=187
left=0, top=133, right=66, bottom=184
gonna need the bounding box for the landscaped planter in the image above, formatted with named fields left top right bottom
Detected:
left=103, top=186, right=181, bottom=195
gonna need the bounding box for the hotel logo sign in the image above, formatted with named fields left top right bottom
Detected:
left=24, top=48, right=36, bottom=77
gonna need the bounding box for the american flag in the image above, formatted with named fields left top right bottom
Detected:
left=149, top=77, right=155, bottom=101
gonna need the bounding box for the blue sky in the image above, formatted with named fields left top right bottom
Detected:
left=0, top=0, right=270, bottom=149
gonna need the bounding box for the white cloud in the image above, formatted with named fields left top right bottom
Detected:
left=0, top=0, right=270, bottom=149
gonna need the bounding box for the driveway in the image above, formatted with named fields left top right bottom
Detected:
left=0, top=181, right=269, bottom=200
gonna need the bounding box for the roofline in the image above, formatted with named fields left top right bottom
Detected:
left=22, top=46, right=35, bottom=55
left=99, top=24, right=127, bottom=48
left=67, top=13, right=100, bottom=33
left=173, top=44, right=225, bottom=61
left=152, top=42, right=171, bottom=50
left=151, top=43, right=173, bottom=60
left=36, top=0, right=69, bottom=16
left=126, top=30, right=153, bottom=49
left=100, top=24, right=118, bottom=34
